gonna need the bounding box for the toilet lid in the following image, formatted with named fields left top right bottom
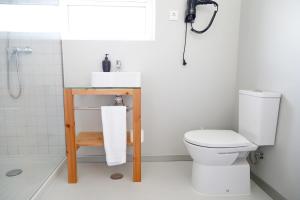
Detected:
left=184, top=130, right=252, bottom=148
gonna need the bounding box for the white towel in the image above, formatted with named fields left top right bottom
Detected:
left=101, top=106, right=127, bottom=166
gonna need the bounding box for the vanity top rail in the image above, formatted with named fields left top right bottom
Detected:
left=68, top=88, right=139, bottom=96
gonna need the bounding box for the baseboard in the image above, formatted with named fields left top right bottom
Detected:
left=30, top=158, right=66, bottom=200
left=77, top=155, right=192, bottom=163
left=251, top=172, right=287, bottom=200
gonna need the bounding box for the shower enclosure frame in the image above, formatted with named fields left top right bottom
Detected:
left=64, top=87, right=142, bottom=183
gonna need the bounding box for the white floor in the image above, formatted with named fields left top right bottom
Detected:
left=40, top=161, right=272, bottom=200
left=0, top=156, right=64, bottom=200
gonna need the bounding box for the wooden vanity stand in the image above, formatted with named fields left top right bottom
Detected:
left=63, top=87, right=141, bottom=183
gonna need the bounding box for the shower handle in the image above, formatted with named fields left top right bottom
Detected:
left=7, top=47, right=33, bottom=55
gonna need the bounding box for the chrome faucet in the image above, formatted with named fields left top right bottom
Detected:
left=115, top=60, right=122, bottom=72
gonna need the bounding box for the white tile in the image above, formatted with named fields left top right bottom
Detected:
left=19, top=145, right=37, bottom=155
left=1, top=35, right=64, bottom=157
left=37, top=136, right=49, bottom=146
left=37, top=146, right=49, bottom=154
left=40, top=162, right=272, bottom=200
left=0, top=128, right=7, bottom=136
left=0, top=147, right=7, bottom=155
left=49, top=146, right=65, bottom=155
left=6, top=137, right=19, bottom=146
left=0, top=137, right=7, bottom=146
left=7, top=145, right=19, bottom=155
left=23, top=136, right=37, bottom=146
left=48, top=136, right=59, bottom=146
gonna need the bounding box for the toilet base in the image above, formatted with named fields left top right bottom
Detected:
left=192, top=159, right=250, bottom=195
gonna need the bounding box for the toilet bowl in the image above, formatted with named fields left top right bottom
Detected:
left=184, top=130, right=257, bottom=195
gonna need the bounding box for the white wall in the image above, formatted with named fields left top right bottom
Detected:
left=237, top=0, right=300, bottom=199
left=62, top=0, right=242, bottom=156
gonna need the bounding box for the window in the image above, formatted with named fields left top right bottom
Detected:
left=62, top=0, right=155, bottom=40
left=0, top=5, right=61, bottom=32
left=0, top=0, right=155, bottom=40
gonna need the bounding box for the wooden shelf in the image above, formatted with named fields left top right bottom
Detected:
left=76, top=131, right=133, bottom=149
left=64, top=88, right=141, bottom=183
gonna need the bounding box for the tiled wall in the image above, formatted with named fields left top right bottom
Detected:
left=0, top=32, right=65, bottom=156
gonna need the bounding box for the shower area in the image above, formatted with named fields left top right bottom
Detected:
left=0, top=1, right=65, bottom=199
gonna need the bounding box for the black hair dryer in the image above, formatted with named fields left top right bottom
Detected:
left=182, top=0, right=219, bottom=65
left=185, top=0, right=218, bottom=34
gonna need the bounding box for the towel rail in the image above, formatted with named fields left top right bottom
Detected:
left=74, top=106, right=133, bottom=111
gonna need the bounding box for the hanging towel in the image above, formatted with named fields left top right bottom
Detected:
left=101, top=106, right=127, bottom=166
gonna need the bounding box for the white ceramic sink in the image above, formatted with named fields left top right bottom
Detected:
left=91, top=72, right=141, bottom=87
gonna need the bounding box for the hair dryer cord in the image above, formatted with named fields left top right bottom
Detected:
left=191, top=1, right=218, bottom=34
left=182, top=23, right=188, bottom=66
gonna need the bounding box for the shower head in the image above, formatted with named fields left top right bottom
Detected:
left=6, top=46, right=32, bottom=99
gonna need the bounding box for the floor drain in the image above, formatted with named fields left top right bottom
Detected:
left=110, top=173, right=123, bottom=180
left=6, top=169, right=23, bottom=177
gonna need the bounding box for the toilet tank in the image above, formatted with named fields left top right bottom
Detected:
left=239, top=90, right=281, bottom=146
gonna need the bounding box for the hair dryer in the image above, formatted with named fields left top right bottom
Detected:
left=185, top=0, right=218, bottom=34
left=182, top=0, right=219, bottom=66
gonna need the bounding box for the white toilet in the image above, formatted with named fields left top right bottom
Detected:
left=184, top=90, right=281, bottom=195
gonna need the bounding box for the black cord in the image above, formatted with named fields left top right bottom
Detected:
left=182, top=22, right=188, bottom=66
left=191, top=8, right=218, bottom=34
left=191, top=2, right=218, bottom=34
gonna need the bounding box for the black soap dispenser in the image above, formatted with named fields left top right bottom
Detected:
left=102, top=54, right=111, bottom=72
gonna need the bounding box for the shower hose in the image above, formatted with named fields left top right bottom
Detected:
left=6, top=50, right=22, bottom=99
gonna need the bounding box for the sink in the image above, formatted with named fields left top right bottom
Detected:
left=91, top=72, right=141, bottom=87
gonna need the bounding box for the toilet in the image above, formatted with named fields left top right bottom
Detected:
left=184, top=90, right=281, bottom=195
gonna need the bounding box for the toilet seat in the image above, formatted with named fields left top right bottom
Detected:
left=184, top=129, right=258, bottom=168
left=184, top=130, right=253, bottom=148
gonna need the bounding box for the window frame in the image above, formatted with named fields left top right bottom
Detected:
left=60, top=0, right=156, bottom=40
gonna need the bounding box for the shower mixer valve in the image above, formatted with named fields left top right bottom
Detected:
left=7, top=47, right=33, bottom=55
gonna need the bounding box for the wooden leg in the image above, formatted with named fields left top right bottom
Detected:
left=64, top=89, right=77, bottom=183
left=132, top=89, right=141, bottom=182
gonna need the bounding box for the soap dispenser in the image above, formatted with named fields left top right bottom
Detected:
left=102, top=54, right=111, bottom=72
